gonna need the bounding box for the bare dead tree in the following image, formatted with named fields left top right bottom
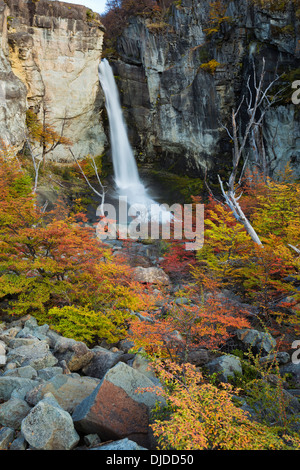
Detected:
left=218, top=58, right=284, bottom=246
left=40, top=100, right=72, bottom=168
left=25, top=99, right=72, bottom=192
left=25, top=134, right=42, bottom=194
left=69, top=148, right=106, bottom=217
left=288, top=244, right=300, bottom=256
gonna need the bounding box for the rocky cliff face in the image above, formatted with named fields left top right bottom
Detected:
left=0, top=0, right=26, bottom=149
left=109, top=0, right=300, bottom=178
left=2, top=0, right=106, bottom=160
left=0, top=0, right=298, bottom=174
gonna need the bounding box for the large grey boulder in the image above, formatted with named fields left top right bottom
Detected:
left=0, top=397, right=31, bottom=429
left=0, top=427, right=15, bottom=450
left=37, top=366, right=64, bottom=381
left=3, top=365, right=38, bottom=380
left=0, top=376, right=39, bottom=401
left=133, top=267, right=170, bottom=285
left=8, top=338, right=40, bottom=349
left=26, top=373, right=100, bottom=413
left=21, top=393, right=80, bottom=450
left=82, top=346, right=124, bottom=379
left=53, top=336, right=94, bottom=372
left=6, top=340, right=58, bottom=370
left=206, top=355, right=243, bottom=383
left=236, top=329, right=276, bottom=355
left=72, top=362, right=165, bottom=448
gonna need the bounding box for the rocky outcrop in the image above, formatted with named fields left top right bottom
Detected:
left=0, top=0, right=27, bottom=148
left=110, top=0, right=300, bottom=178
left=2, top=0, right=106, bottom=160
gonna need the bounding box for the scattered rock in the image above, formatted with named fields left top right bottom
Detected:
left=21, top=393, right=80, bottom=450
left=236, top=329, right=276, bottom=355
left=37, top=366, right=64, bottom=381
left=118, top=339, right=135, bottom=353
left=6, top=340, right=58, bottom=370
left=0, top=377, right=39, bottom=401
left=0, top=397, right=31, bottom=429
left=175, top=297, right=190, bottom=305
left=187, top=349, right=211, bottom=366
left=133, top=267, right=170, bottom=285
left=16, top=322, right=51, bottom=344
left=9, top=434, right=27, bottom=451
left=25, top=374, right=100, bottom=413
left=0, top=327, right=22, bottom=345
left=46, top=329, right=62, bottom=349
left=8, top=338, right=40, bottom=349
left=84, top=433, right=101, bottom=447
left=0, top=295, right=298, bottom=451
left=3, top=365, right=38, bottom=380
left=0, top=340, right=6, bottom=366
left=53, top=337, right=94, bottom=372
left=206, top=355, right=243, bottom=382
left=280, top=362, right=300, bottom=386
left=72, top=362, right=165, bottom=448
left=259, top=351, right=290, bottom=365
left=91, top=438, right=147, bottom=450
left=0, top=427, right=15, bottom=450
left=82, top=346, right=123, bottom=379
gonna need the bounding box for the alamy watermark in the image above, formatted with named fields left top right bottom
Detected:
left=292, top=80, right=300, bottom=105
left=292, top=340, right=300, bottom=365
left=95, top=197, right=204, bottom=251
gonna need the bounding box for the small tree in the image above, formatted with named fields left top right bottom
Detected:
left=25, top=100, right=72, bottom=191
left=129, top=285, right=250, bottom=362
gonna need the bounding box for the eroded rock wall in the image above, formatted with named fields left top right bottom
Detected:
left=111, top=0, right=300, bottom=178
left=0, top=0, right=26, bottom=149
left=4, top=0, right=106, bottom=160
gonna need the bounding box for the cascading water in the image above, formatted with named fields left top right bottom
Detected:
left=98, top=59, right=171, bottom=223
left=99, top=59, right=150, bottom=205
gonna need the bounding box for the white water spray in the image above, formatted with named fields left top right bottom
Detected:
left=98, top=59, right=171, bottom=222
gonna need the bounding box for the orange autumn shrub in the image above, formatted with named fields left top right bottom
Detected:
left=145, top=360, right=300, bottom=450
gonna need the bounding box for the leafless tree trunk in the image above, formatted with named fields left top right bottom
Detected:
left=25, top=135, right=42, bottom=194
left=69, top=148, right=106, bottom=217
left=218, top=58, right=284, bottom=245
left=40, top=100, right=70, bottom=168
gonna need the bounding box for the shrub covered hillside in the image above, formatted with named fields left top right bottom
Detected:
left=1, top=140, right=300, bottom=450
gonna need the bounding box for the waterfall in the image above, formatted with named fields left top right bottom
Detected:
left=98, top=59, right=171, bottom=222
left=98, top=59, right=149, bottom=206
